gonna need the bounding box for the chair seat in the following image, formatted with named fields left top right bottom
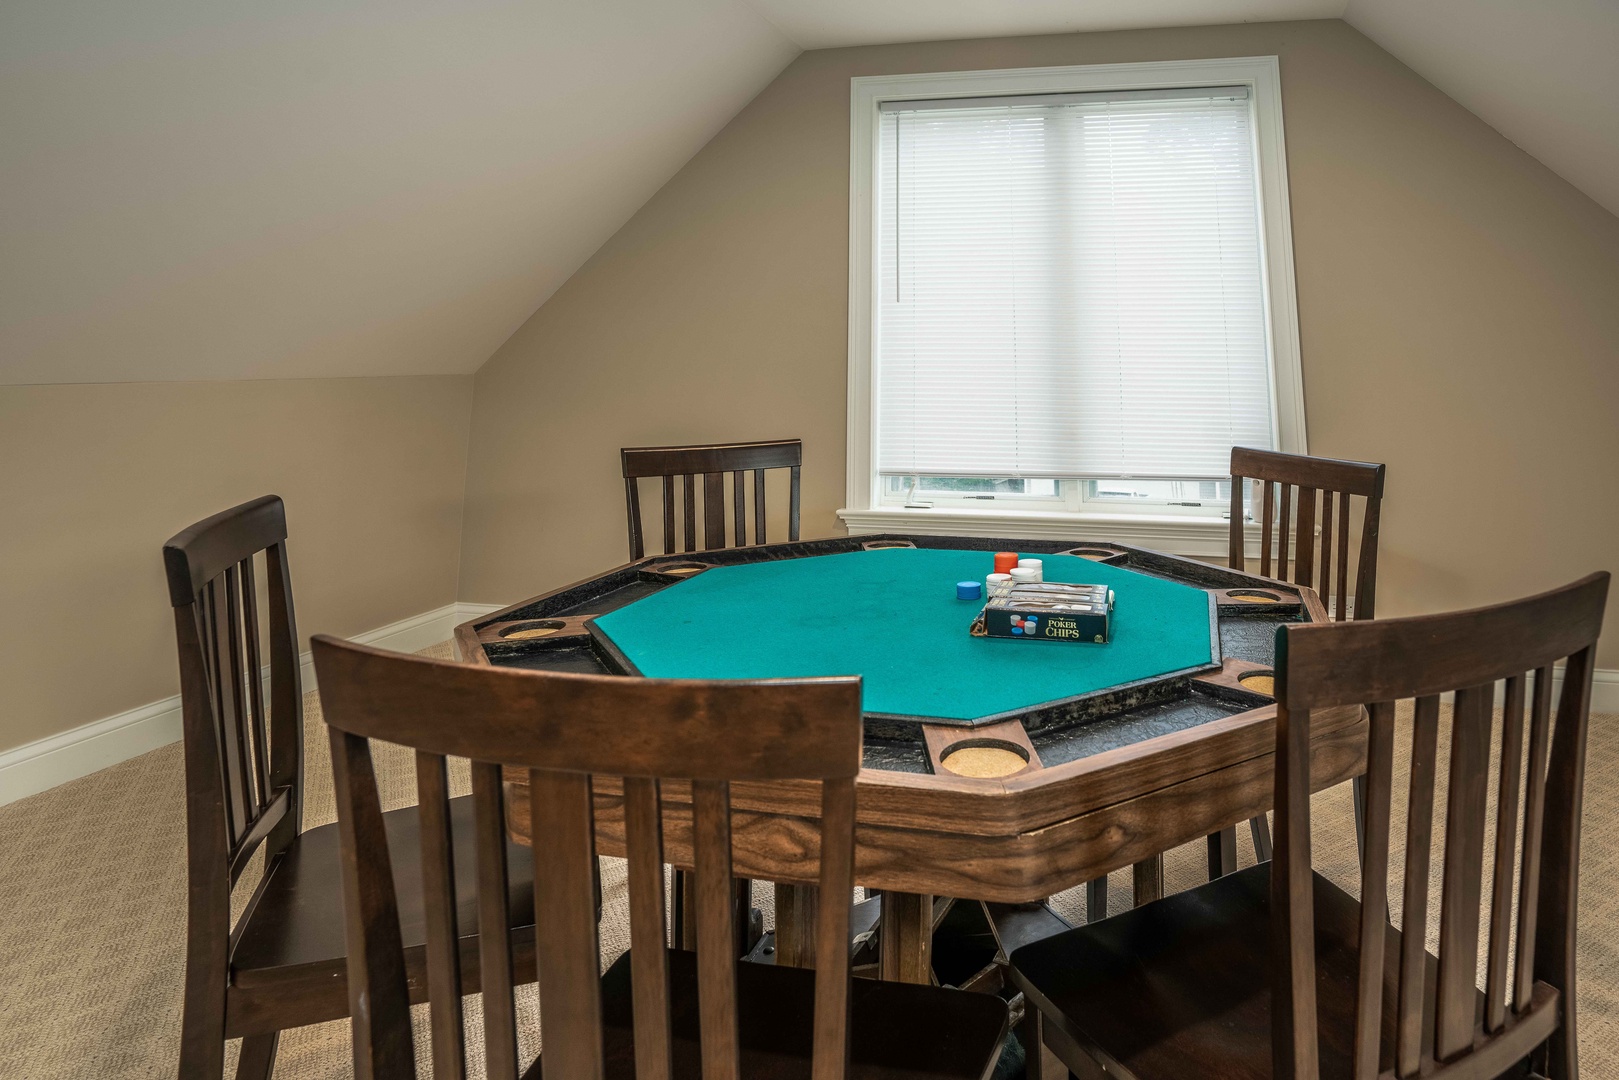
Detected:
left=524, top=948, right=1009, bottom=1080
left=1010, top=863, right=1504, bottom=1080
left=227, top=794, right=536, bottom=1030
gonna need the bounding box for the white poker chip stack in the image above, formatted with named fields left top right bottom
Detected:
left=985, top=572, right=1013, bottom=599
left=1015, top=558, right=1043, bottom=583
left=1009, top=566, right=1040, bottom=586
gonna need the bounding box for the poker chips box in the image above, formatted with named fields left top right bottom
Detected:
left=972, top=583, right=1115, bottom=644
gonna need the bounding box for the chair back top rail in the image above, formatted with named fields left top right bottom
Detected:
left=313, top=637, right=860, bottom=781
left=1275, top=574, right=1608, bottom=711
left=621, top=439, right=802, bottom=477
left=163, top=494, right=289, bottom=605
left=1231, top=447, right=1385, bottom=498
left=1270, top=571, right=1608, bottom=1080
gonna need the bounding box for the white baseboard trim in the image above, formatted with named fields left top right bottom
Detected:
left=2, top=600, right=1613, bottom=809
left=0, top=601, right=505, bottom=808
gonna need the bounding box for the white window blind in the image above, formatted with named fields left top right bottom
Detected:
left=875, top=87, right=1276, bottom=480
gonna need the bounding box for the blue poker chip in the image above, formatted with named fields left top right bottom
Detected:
left=956, top=580, right=982, bottom=600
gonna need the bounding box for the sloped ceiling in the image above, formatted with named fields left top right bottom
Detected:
left=0, top=0, right=796, bottom=383
left=3, top=0, right=1614, bottom=385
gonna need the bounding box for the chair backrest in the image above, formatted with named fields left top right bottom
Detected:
left=313, top=636, right=863, bottom=1080
left=1228, top=447, right=1386, bottom=620
left=164, top=496, right=305, bottom=914
left=1270, top=572, right=1609, bottom=1080
left=622, top=438, right=802, bottom=561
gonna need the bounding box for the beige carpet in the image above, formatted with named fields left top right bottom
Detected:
left=1, top=642, right=1615, bottom=1078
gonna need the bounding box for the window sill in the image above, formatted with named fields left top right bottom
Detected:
left=837, top=505, right=1260, bottom=560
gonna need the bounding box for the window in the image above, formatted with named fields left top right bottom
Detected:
left=843, top=59, right=1304, bottom=556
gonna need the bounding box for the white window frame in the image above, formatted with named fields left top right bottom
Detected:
left=839, top=57, right=1306, bottom=559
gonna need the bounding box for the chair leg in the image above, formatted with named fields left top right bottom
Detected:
left=1206, top=827, right=1238, bottom=878
left=178, top=940, right=228, bottom=1080
left=1131, top=857, right=1162, bottom=906
left=233, top=1032, right=279, bottom=1080
left=1249, top=814, right=1273, bottom=862
left=1084, top=876, right=1108, bottom=923
left=1020, top=1002, right=1048, bottom=1080
left=1352, top=773, right=1368, bottom=864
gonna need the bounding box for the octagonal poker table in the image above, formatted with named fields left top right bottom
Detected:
left=455, top=534, right=1366, bottom=987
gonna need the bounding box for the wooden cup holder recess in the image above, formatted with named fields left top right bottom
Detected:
left=1236, top=669, right=1276, bottom=697
left=477, top=615, right=595, bottom=646
left=647, top=561, right=711, bottom=577
left=1062, top=546, right=1127, bottom=562
left=861, top=540, right=917, bottom=550
left=939, top=740, right=1031, bottom=779
left=499, top=620, right=566, bottom=640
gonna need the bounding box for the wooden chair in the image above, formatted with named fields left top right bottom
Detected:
left=622, top=438, right=802, bottom=560
left=621, top=437, right=801, bottom=949
left=1209, top=447, right=1388, bottom=879
left=1012, top=572, right=1608, bottom=1080
left=165, top=496, right=539, bottom=1080
left=314, top=636, right=1010, bottom=1080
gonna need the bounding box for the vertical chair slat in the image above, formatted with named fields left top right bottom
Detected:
left=1397, top=694, right=1443, bottom=1077
left=1484, top=674, right=1527, bottom=1033
left=1352, top=701, right=1397, bottom=1080
left=812, top=777, right=857, bottom=1080
left=239, top=557, right=271, bottom=801
left=1335, top=493, right=1351, bottom=620
left=417, top=751, right=467, bottom=1080
left=222, top=565, right=257, bottom=813
left=788, top=465, right=801, bottom=541
left=703, top=472, right=726, bottom=550
left=1277, top=484, right=1293, bottom=582
left=1317, top=490, right=1334, bottom=607
left=682, top=475, right=697, bottom=552
left=1355, top=489, right=1383, bottom=619
left=626, top=477, right=645, bottom=561
left=204, top=580, right=243, bottom=844
left=1514, top=666, right=1555, bottom=1012
left=1434, top=683, right=1494, bottom=1061
left=472, top=762, right=519, bottom=1080
left=1294, top=487, right=1316, bottom=588
left=1229, top=477, right=1246, bottom=569
left=330, top=729, right=415, bottom=1080
left=662, top=476, right=676, bottom=555
left=624, top=776, right=674, bottom=1080
left=264, top=542, right=303, bottom=819
left=531, top=769, right=606, bottom=1080
left=693, top=779, right=740, bottom=1080
left=732, top=471, right=746, bottom=546
left=754, top=470, right=766, bottom=545
left=1260, top=480, right=1275, bottom=577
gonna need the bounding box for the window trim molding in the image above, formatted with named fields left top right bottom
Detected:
left=841, top=57, right=1307, bottom=554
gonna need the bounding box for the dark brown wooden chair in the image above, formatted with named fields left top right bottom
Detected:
left=621, top=437, right=801, bottom=949
left=1208, top=447, right=1388, bottom=878
left=622, top=438, right=802, bottom=560
left=165, top=496, right=538, bottom=1080
left=313, top=636, right=1011, bottom=1080
left=1013, top=572, right=1608, bottom=1080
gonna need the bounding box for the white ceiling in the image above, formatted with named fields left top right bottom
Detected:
left=745, top=0, right=1345, bottom=49
left=1, top=0, right=1614, bottom=385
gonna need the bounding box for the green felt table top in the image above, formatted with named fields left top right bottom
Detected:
left=592, top=547, right=1215, bottom=723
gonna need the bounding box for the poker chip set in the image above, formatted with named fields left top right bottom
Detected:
left=960, top=551, right=1116, bottom=645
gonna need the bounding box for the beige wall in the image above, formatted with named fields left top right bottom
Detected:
left=459, top=18, right=1619, bottom=667
left=0, top=376, right=473, bottom=751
